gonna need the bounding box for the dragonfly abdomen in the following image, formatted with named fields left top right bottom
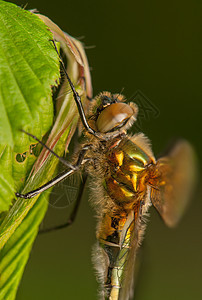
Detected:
left=94, top=209, right=139, bottom=300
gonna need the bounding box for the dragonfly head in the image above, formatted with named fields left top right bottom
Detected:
left=88, top=92, right=138, bottom=133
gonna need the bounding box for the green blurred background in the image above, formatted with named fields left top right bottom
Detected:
left=9, top=0, right=202, bottom=299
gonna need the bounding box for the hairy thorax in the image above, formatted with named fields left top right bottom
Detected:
left=85, top=133, right=155, bottom=216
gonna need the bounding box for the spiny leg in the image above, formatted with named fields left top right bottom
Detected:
left=21, top=129, right=76, bottom=170
left=16, top=169, right=76, bottom=199
left=15, top=145, right=90, bottom=199
left=51, top=39, right=100, bottom=138
left=39, top=173, right=88, bottom=233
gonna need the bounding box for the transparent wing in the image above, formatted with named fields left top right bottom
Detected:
left=149, top=140, right=197, bottom=227
left=119, top=187, right=151, bottom=300
left=40, top=171, right=84, bottom=230
left=49, top=171, right=82, bottom=209
left=118, top=214, right=140, bottom=300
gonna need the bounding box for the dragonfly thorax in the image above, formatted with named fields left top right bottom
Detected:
left=85, top=132, right=156, bottom=214
left=103, top=136, right=155, bottom=209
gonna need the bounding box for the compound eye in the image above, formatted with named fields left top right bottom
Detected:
left=96, top=103, right=134, bottom=133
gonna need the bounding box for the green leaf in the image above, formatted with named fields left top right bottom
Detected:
left=0, top=146, right=15, bottom=211
left=0, top=192, right=49, bottom=300
left=0, top=4, right=92, bottom=300
left=0, top=0, right=60, bottom=210
left=0, top=128, right=73, bottom=300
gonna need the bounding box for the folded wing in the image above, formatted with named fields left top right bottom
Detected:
left=149, top=140, right=197, bottom=227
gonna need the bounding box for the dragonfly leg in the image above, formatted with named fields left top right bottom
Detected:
left=21, top=129, right=76, bottom=170
left=51, top=40, right=101, bottom=139
left=39, top=173, right=88, bottom=233
left=15, top=145, right=90, bottom=199
left=15, top=169, right=76, bottom=199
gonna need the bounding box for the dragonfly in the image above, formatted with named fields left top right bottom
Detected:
left=16, top=43, right=196, bottom=300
